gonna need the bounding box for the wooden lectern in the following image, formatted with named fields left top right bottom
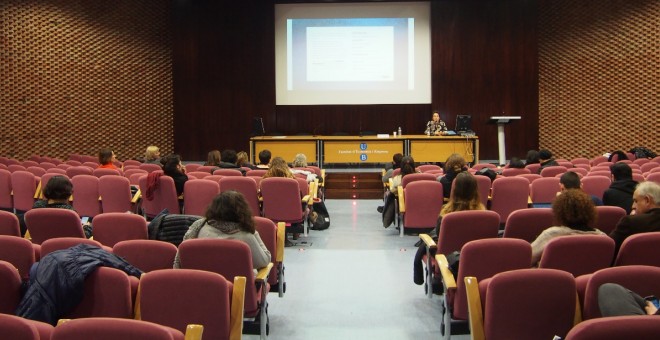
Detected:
left=489, top=116, right=521, bottom=165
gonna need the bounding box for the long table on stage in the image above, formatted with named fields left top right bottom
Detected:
left=250, top=135, right=479, bottom=167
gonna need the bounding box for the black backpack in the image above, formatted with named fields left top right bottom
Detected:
left=310, top=201, right=330, bottom=230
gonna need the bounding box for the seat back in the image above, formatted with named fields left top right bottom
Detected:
left=92, top=213, right=148, bottom=247
left=501, top=168, right=530, bottom=177
left=139, top=269, right=232, bottom=340
left=25, top=208, right=85, bottom=244
left=254, top=216, right=279, bottom=287
left=524, top=163, right=541, bottom=174
left=417, top=164, right=442, bottom=173
left=452, top=238, right=531, bottom=320
left=581, top=176, right=611, bottom=200
left=10, top=171, right=37, bottom=212
left=139, top=163, right=162, bottom=173
left=473, top=175, right=492, bottom=208
left=472, top=163, right=496, bottom=171
left=437, top=210, right=500, bottom=255
left=502, top=208, right=555, bottom=243
left=516, top=173, right=542, bottom=184
left=123, top=159, right=143, bottom=167
left=138, top=175, right=180, bottom=218
left=99, top=176, right=133, bottom=213
left=566, top=167, right=588, bottom=176
left=71, top=175, right=101, bottom=217
left=403, top=181, right=443, bottom=229
left=400, top=173, right=437, bottom=188
left=0, top=210, right=20, bottom=236
left=490, top=177, right=530, bottom=224
left=40, top=237, right=104, bottom=257
left=178, top=238, right=259, bottom=315
left=123, top=169, right=148, bottom=184
left=260, top=177, right=303, bottom=223
left=51, top=317, right=184, bottom=340
left=92, top=168, right=122, bottom=178
left=184, top=163, right=201, bottom=173
left=582, top=265, right=660, bottom=319
left=0, top=313, right=41, bottom=340
left=213, top=168, right=243, bottom=176
left=65, top=166, right=93, bottom=178
left=0, top=236, right=35, bottom=280
left=539, top=235, right=615, bottom=277
left=65, top=267, right=134, bottom=319
left=530, top=177, right=560, bottom=203
left=593, top=205, right=626, bottom=235
left=183, top=179, right=220, bottom=216
left=219, top=177, right=260, bottom=216
left=45, top=167, right=67, bottom=175
left=187, top=171, right=212, bottom=179
left=246, top=169, right=267, bottom=177
left=646, top=172, right=660, bottom=184
left=26, top=166, right=46, bottom=178
left=540, top=165, right=568, bottom=177
left=0, top=169, right=12, bottom=210
left=481, top=269, right=576, bottom=340
left=113, top=239, right=178, bottom=272
left=565, top=315, right=660, bottom=340
left=614, top=232, right=660, bottom=266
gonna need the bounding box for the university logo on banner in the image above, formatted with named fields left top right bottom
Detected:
left=360, top=143, right=367, bottom=150
left=360, top=154, right=368, bottom=161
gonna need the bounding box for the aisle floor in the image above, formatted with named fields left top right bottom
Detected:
left=245, top=199, right=470, bottom=340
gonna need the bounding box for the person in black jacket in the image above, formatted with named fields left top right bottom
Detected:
left=162, top=154, right=188, bottom=196
left=537, top=149, right=559, bottom=174
left=603, top=163, right=638, bottom=214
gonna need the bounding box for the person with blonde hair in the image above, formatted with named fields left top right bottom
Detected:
left=236, top=151, right=256, bottom=170
left=144, top=146, right=161, bottom=164
left=531, top=189, right=605, bottom=266
left=263, top=157, right=293, bottom=179
left=291, top=153, right=317, bottom=182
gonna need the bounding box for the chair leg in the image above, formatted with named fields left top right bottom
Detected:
left=425, top=252, right=433, bottom=298
left=278, top=263, right=285, bottom=298
left=260, top=302, right=268, bottom=340
left=441, top=298, right=451, bottom=340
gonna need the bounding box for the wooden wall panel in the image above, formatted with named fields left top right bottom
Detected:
left=173, top=0, right=539, bottom=162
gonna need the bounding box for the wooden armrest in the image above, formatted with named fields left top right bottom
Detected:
left=312, top=179, right=319, bottom=199
left=436, top=254, right=457, bottom=290
left=24, top=230, right=31, bottom=241
left=276, top=222, right=285, bottom=262
left=185, top=324, right=204, bottom=340
left=397, top=186, right=405, bottom=213
left=419, top=234, right=436, bottom=248
left=320, top=169, right=325, bottom=187
left=131, top=189, right=141, bottom=203
left=178, top=194, right=184, bottom=200
left=574, top=293, right=582, bottom=326
left=56, top=319, right=71, bottom=326
left=255, top=262, right=274, bottom=282
left=229, top=276, right=246, bottom=340
left=302, top=194, right=313, bottom=206
left=134, top=272, right=146, bottom=320
left=528, top=196, right=532, bottom=205
left=388, top=178, right=394, bottom=189
left=464, top=276, right=485, bottom=340
left=34, top=182, right=42, bottom=199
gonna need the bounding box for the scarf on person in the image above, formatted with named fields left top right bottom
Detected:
left=183, top=219, right=242, bottom=241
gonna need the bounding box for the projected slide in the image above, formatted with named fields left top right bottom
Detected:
left=275, top=2, right=431, bottom=105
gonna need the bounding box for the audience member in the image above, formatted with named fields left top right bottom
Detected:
left=559, top=171, right=603, bottom=206
left=413, top=172, right=484, bottom=286
left=603, top=162, right=638, bottom=214
left=144, top=146, right=161, bottom=164
left=256, top=149, right=271, bottom=169
left=219, top=149, right=245, bottom=173
left=205, top=150, right=221, bottom=167
left=508, top=157, right=525, bottom=169
left=530, top=189, right=605, bottom=266
left=291, top=153, right=317, bottom=182
left=608, top=150, right=629, bottom=163
left=33, top=175, right=92, bottom=238
left=390, top=156, right=417, bottom=195
left=609, top=181, right=660, bottom=255
left=162, top=154, right=188, bottom=196
left=263, top=157, right=294, bottom=179
left=236, top=151, right=256, bottom=170
left=537, top=149, right=559, bottom=174
left=98, top=149, right=118, bottom=170
left=525, top=149, right=540, bottom=164
left=599, top=283, right=659, bottom=316
left=424, top=111, right=448, bottom=136
left=438, top=153, right=467, bottom=198
left=382, top=153, right=404, bottom=184
left=173, top=191, right=271, bottom=270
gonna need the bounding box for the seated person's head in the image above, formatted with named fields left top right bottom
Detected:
left=559, top=171, right=582, bottom=191
left=221, top=149, right=237, bottom=164
left=392, top=153, right=403, bottom=169
left=99, top=148, right=115, bottom=165
left=552, top=189, right=596, bottom=231
left=43, top=175, right=73, bottom=201
left=526, top=150, right=540, bottom=164
left=538, top=149, right=553, bottom=162
left=508, top=157, right=525, bottom=169
left=207, top=150, right=221, bottom=166
left=292, top=153, right=308, bottom=168
left=632, top=181, right=660, bottom=215
left=205, top=191, right=255, bottom=233
left=444, top=153, right=466, bottom=173
left=258, top=149, right=272, bottom=165
left=162, top=154, right=183, bottom=176
left=432, top=111, right=440, bottom=122
left=610, top=163, right=633, bottom=181
left=400, top=156, right=416, bottom=177
left=449, top=172, right=481, bottom=209
left=145, top=146, right=160, bottom=161
left=236, top=151, right=249, bottom=166
left=264, top=157, right=292, bottom=178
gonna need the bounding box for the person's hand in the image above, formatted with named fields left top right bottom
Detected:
left=434, top=131, right=441, bottom=136
left=645, top=301, right=658, bottom=315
